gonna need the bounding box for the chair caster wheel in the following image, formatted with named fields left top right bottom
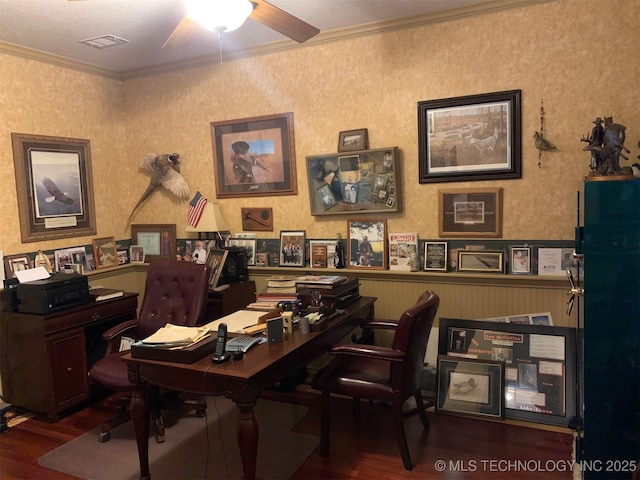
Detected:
left=98, top=431, right=111, bottom=442
left=196, top=410, right=206, bottom=418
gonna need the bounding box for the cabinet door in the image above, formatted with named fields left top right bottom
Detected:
left=47, top=328, right=89, bottom=413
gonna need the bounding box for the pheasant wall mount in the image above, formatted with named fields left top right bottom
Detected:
left=128, top=153, right=190, bottom=223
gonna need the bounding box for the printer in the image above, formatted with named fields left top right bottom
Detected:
left=17, top=272, right=90, bottom=314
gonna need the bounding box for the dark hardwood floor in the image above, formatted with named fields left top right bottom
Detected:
left=0, top=388, right=574, bottom=480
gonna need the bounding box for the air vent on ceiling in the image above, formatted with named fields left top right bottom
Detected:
left=80, top=34, right=129, bottom=49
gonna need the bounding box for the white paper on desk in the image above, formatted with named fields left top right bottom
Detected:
left=205, top=309, right=266, bottom=334
left=15, top=266, right=50, bottom=283
left=141, top=324, right=210, bottom=345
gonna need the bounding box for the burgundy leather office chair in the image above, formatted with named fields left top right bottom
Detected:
left=89, top=260, right=210, bottom=442
left=320, top=290, right=440, bottom=471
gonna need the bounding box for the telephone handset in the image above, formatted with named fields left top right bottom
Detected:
left=211, top=323, right=231, bottom=363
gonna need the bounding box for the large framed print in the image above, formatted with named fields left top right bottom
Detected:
left=306, top=147, right=400, bottom=216
left=436, top=356, right=505, bottom=418
left=439, top=188, right=503, bottom=238
left=211, top=113, right=297, bottom=198
left=438, top=318, right=577, bottom=426
left=418, top=90, right=522, bottom=183
left=11, top=133, right=97, bottom=243
left=131, top=224, right=176, bottom=263
left=347, top=218, right=388, bottom=269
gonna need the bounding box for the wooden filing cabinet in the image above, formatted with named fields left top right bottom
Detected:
left=203, top=281, right=256, bottom=323
left=0, top=292, right=138, bottom=420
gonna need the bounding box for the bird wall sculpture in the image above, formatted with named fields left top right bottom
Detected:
left=128, top=153, right=190, bottom=223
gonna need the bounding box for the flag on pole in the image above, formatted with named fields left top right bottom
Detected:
left=187, top=191, right=207, bottom=228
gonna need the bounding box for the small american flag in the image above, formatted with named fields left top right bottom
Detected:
left=187, top=191, right=207, bottom=228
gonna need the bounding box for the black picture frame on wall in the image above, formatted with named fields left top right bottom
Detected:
left=438, top=318, right=576, bottom=427
left=418, top=90, right=522, bottom=183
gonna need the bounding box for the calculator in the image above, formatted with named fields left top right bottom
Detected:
left=225, top=335, right=261, bottom=353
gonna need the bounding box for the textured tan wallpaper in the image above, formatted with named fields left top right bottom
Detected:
left=1, top=0, right=638, bottom=256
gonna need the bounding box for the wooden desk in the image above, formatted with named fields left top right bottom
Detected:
left=0, top=292, right=139, bottom=420
left=124, top=296, right=376, bottom=480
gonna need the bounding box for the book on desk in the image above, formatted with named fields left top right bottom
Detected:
left=89, top=287, right=124, bottom=302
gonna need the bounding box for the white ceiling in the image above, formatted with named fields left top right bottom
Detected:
left=0, top=0, right=538, bottom=78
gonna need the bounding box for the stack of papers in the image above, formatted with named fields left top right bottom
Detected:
left=138, top=324, right=211, bottom=348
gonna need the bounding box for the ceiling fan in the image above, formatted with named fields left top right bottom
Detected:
left=69, top=0, right=320, bottom=47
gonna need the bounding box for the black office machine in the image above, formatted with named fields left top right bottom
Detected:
left=17, top=272, right=90, bottom=314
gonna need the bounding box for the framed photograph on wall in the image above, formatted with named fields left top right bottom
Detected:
left=131, top=224, right=176, bottom=263
left=424, top=241, right=448, bottom=271
left=347, top=218, right=388, bottom=269
left=279, top=230, right=306, bottom=267
left=11, top=133, right=97, bottom=243
left=418, top=89, right=522, bottom=183
left=439, top=188, right=503, bottom=238
left=306, top=147, right=400, bottom=216
left=211, top=112, right=297, bottom=198
left=338, top=128, right=368, bottom=152
left=92, top=236, right=117, bottom=269
left=436, top=356, right=505, bottom=418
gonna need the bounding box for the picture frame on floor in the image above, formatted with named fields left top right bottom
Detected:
left=436, top=355, right=505, bottom=418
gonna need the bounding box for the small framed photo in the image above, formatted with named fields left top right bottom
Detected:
left=255, top=252, right=269, bottom=267
left=424, top=241, right=448, bottom=271
left=131, top=224, right=176, bottom=263
left=510, top=247, right=531, bottom=274
left=457, top=250, right=504, bottom=273
left=130, top=245, right=145, bottom=263
left=438, top=188, right=503, bottom=238
left=279, top=230, right=306, bottom=267
left=117, top=250, right=129, bottom=265
left=436, top=355, right=505, bottom=418
left=229, top=238, right=256, bottom=266
left=310, top=244, right=328, bottom=268
left=316, top=184, right=337, bottom=210
left=338, top=128, right=368, bottom=152
left=347, top=218, right=388, bottom=269
left=309, top=240, right=337, bottom=269
left=206, top=248, right=228, bottom=289
left=3, top=254, right=31, bottom=279
left=92, top=236, right=118, bottom=269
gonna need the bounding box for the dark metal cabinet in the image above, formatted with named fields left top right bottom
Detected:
left=582, top=180, right=639, bottom=479
left=0, top=293, right=138, bottom=420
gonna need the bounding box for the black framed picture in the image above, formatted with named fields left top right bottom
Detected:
left=436, top=356, right=505, bottom=418
left=438, top=318, right=577, bottom=426
left=418, top=90, right=522, bottom=183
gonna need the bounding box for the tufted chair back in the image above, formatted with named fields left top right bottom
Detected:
left=137, top=260, right=211, bottom=338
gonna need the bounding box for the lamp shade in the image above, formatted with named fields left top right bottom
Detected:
left=187, top=0, right=253, bottom=33
left=185, top=202, right=229, bottom=233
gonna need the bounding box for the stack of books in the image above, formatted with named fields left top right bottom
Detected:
left=251, top=276, right=298, bottom=309
left=294, top=275, right=360, bottom=308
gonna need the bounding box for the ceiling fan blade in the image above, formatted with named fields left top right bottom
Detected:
left=250, top=0, right=319, bottom=43
left=163, top=16, right=202, bottom=48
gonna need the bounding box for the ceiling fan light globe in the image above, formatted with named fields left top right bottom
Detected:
left=186, top=0, right=253, bottom=33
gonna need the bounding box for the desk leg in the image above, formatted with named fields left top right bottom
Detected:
left=129, top=368, right=151, bottom=480
left=235, top=398, right=258, bottom=480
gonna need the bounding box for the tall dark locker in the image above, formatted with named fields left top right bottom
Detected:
left=582, top=179, right=639, bottom=479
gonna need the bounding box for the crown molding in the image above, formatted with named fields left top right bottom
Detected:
left=2, top=0, right=553, bottom=81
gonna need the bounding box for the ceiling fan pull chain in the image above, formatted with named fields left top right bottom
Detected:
left=217, top=32, right=223, bottom=64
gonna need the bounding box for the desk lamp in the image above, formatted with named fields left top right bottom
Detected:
left=185, top=202, right=230, bottom=250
